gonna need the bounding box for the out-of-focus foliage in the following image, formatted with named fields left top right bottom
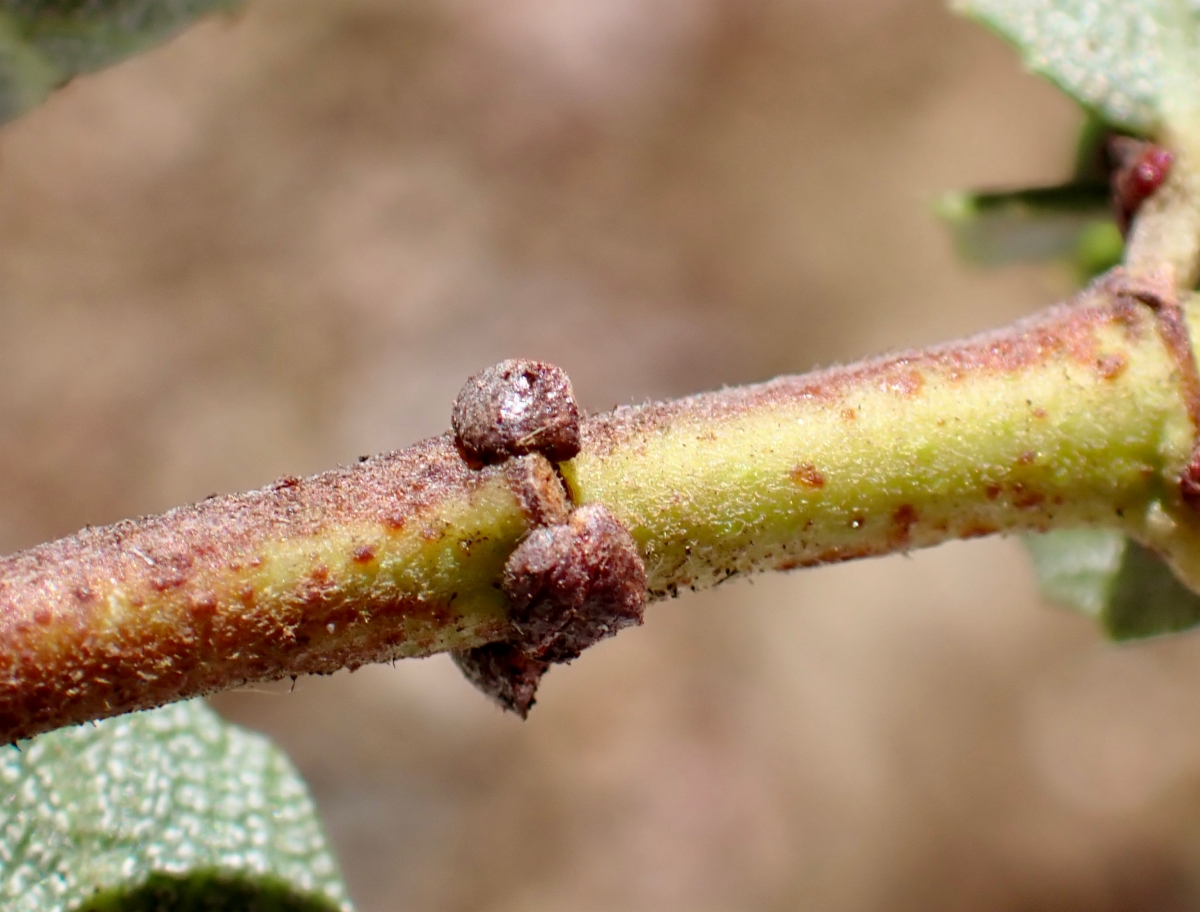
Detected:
left=0, top=0, right=236, bottom=124
left=953, top=0, right=1200, bottom=134
left=936, top=183, right=1120, bottom=275
left=1024, top=530, right=1200, bottom=639
left=0, top=700, right=353, bottom=912
left=936, top=112, right=1124, bottom=280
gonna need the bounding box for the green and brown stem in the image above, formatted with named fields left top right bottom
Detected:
left=1126, top=138, right=1200, bottom=288
left=4, top=270, right=1200, bottom=743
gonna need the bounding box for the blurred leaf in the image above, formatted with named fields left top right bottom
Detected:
left=1074, top=219, right=1125, bottom=278
left=0, top=13, right=58, bottom=121
left=1073, top=111, right=1113, bottom=182
left=1, top=700, right=353, bottom=912
left=936, top=183, right=1121, bottom=276
left=952, top=0, right=1200, bottom=134
left=0, top=0, right=237, bottom=125
left=1024, top=529, right=1200, bottom=639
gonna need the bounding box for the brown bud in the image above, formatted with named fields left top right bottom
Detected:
left=502, top=503, right=646, bottom=663
left=1107, top=136, right=1173, bottom=235
left=452, top=359, right=581, bottom=466
left=452, top=504, right=647, bottom=717
left=451, top=643, right=549, bottom=719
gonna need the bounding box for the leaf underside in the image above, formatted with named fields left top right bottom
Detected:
left=0, top=700, right=353, bottom=912
left=1024, top=530, right=1200, bottom=640
left=952, top=0, right=1200, bottom=134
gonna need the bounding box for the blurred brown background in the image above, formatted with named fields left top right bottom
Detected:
left=7, top=0, right=1200, bottom=909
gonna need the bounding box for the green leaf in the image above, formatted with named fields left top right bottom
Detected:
left=1, top=700, right=353, bottom=912
left=0, top=0, right=237, bottom=125
left=1024, top=529, right=1200, bottom=640
left=953, top=0, right=1200, bottom=134
left=0, top=13, right=58, bottom=121
left=1073, top=111, right=1113, bottom=182
left=936, top=183, right=1122, bottom=276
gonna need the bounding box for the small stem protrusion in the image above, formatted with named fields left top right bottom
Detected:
left=1108, top=136, right=1174, bottom=237
left=450, top=360, right=648, bottom=716
left=452, top=505, right=646, bottom=718
left=452, top=359, right=582, bottom=466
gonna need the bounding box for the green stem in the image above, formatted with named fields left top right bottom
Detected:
left=1125, top=133, right=1200, bottom=288
left=565, top=278, right=1200, bottom=596
left=3, top=271, right=1200, bottom=742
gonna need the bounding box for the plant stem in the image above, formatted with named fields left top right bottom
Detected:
left=3, top=271, right=1200, bottom=742
left=1125, top=142, right=1200, bottom=288
left=565, top=275, right=1200, bottom=596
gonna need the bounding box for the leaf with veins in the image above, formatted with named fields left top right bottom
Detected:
left=0, top=700, right=353, bottom=912
left=954, top=0, right=1200, bottom=134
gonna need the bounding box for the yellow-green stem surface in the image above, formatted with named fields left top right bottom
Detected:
left=565, top=283, right=1200, bottom=596
left=4, top=274, right=1200, bottom=741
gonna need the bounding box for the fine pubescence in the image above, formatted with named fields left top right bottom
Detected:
left=4, top=271, right=1200, bottom=740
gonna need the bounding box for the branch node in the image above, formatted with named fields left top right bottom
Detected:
left=1100, top=269, right=1200, bottom=515
left=450, top=359, right=645, bottom=716
left=1101, top=264, right=1177, bottom=312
